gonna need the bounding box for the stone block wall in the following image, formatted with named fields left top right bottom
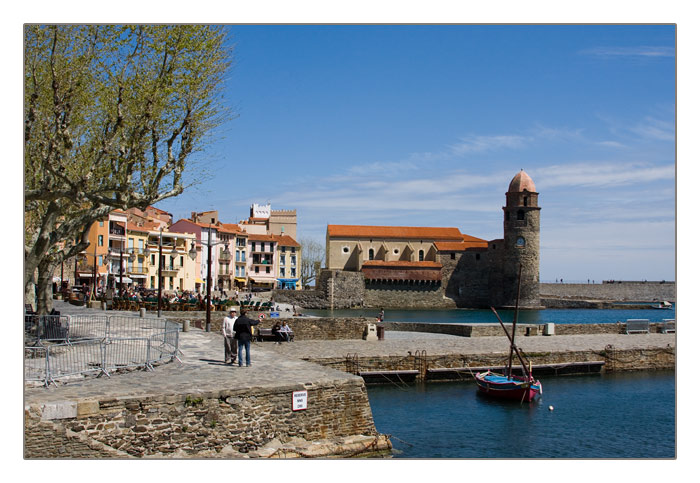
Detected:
left=540, top=282, right=676, bottom=302
left=24, top=378, right=378, bottom=458
left=364, top=283, right=455, bottom=309
left=165, top=314, right=373, bottom=340
left=310, top=348, right=675, bottom=376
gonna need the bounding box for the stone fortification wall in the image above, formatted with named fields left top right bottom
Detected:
left=440, top=251, right=492, bottom=308
left=273, top=289, right=329, bottom=309
left=274, top=270, right=365, bottom=309
left=540, top=282, right=675, bottom=302
left=364, top=283, right=455, bottom=309
left=25, top=378, right=377, bottom=458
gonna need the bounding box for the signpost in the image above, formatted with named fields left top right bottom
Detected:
left=292, top=390, right=308, bottom=411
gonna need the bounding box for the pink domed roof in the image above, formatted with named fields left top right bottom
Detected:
left=508, top=170, right=536, bottom=193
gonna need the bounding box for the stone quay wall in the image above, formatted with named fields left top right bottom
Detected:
left=25, top=379, right=378, bottom=459
left=540, top=282, right=676, bottom=302
left=275, top=280, right=677, bottom=310
left=380, top=321, right=672, bottom=337
left=310, top=348, right=675, bottom=376
left=165, top=313, right=373, bottom=340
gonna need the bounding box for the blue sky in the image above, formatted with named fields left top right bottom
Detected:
left=155, top=24, right=675, bottom=282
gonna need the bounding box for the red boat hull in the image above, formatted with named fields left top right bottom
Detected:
left=475, top=372, right=542, bottom=402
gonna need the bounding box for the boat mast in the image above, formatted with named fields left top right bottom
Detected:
left=507, top=265, right=522, bottom=379
left=490, top=307, right=531, bottom=380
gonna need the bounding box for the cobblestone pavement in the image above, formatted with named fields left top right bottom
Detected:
left=24, top=300, right=676, bottom=406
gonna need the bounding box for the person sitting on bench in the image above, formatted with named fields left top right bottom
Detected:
left=279, top=321, right=292, bottom=342
left=272, top=321, right=284, bottom=345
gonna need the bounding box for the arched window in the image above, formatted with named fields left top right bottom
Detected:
left=369, top=249, right=374, bottom=261
left=419, top=250, right=424, bottom=261
left=517, top=210, right=525, bottom=220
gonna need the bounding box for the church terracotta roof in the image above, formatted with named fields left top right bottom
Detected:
left=435, top=234, right=488, bottom=251
left=508, top=169, right=537, bottom=193
left=327, top=225, right=464, bottom=240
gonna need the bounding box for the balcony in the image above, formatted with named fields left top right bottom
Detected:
left=219, top=249, right=232, bottom=262
left=160, top=264, right=183, bottom=274
left=127, top=266, right=149, bottom=275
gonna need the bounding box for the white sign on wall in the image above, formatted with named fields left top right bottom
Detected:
left=292, top=390, right=308, bottom=411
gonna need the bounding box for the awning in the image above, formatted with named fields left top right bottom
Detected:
left=129, top=274, right=147, bottom=279
left=249, top=278, right=274, bottom=285
left=234, top=277, right=247, bottom=282
left=77, top=272, right=97, bottom=278
left=196, top=278, right=204, bottom=284
left=115, top=276, right=133, bottom=283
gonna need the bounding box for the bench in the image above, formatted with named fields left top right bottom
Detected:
left=661, top=319, right=675, bottom=334
left=255, top=327, right=294, bottom=342
left=625, top=319, right=650, bottom=334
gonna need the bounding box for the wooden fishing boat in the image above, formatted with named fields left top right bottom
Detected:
left=476, top=265, right=543, bottom=403
left=475, top=371, right=542, bottom=402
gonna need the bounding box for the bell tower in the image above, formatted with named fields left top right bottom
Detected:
left=501, top=170, right=541, bottom=308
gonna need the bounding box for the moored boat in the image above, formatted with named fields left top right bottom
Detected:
left=651, top=301, right=673, bottom=309
left=475, top=371, right=542, bottom=402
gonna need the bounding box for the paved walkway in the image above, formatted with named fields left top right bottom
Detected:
left=24, top=300, right=676, bottom=406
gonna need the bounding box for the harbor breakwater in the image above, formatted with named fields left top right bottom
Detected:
left=273, top=281, right=676, bottom=309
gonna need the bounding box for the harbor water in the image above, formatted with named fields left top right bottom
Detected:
left=305, top=307, right=676, bottom=325
left=366, top=371, right=675, bottom=458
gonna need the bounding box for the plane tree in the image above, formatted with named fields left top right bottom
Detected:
left=24, top=25, right=232, bottom=313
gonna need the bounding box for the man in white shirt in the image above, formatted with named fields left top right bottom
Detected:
left=280, top=321, right=292, bottom=342
left=222, top=308, right=238, bottom=364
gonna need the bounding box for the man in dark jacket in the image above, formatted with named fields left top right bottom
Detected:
left=233, top=310, right=260, bottom=367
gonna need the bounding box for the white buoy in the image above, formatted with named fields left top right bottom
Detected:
left=548, top=405, right=554, bottom=411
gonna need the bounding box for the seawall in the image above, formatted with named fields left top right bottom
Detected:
left=540, top=282, right=676, bottom=302
left=274, top=281, right=677, bottom=309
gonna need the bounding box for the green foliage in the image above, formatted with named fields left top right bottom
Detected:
left=24, top=25, right=232, bottom=311
left=184, top=395, right=204, bottom=407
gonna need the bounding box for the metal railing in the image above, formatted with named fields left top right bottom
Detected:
left=24, top=314, right=180, bottom=387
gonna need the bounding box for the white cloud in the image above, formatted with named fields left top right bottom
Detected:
left=580, top=46, right=675, bottom=58
left=447, top=134, right=531, bottom=155
left=629, top=116, right=675, bottom=142
left=534, top=161, right=675, bottom=189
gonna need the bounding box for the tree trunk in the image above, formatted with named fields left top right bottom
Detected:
left=24, top=265, right=36, bottom=308
left=35, top=259, right=56, bottom=315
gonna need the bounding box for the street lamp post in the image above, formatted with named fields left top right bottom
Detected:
left=188, top=225, right=230, bottom=332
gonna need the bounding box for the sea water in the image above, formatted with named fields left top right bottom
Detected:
left=305, top=307, right=675, bottom=325
left=366, top=371, right=675, bottom=458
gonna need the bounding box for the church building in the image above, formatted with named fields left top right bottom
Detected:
left=322, top=170, right=541, bottom=309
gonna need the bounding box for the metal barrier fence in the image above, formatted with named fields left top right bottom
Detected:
left=24, top=315, right=180, bottom=387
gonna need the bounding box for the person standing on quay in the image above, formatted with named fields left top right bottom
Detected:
left=234, top=310, right=260, bottom=367
left=222, top=308, right=238, bottom=365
